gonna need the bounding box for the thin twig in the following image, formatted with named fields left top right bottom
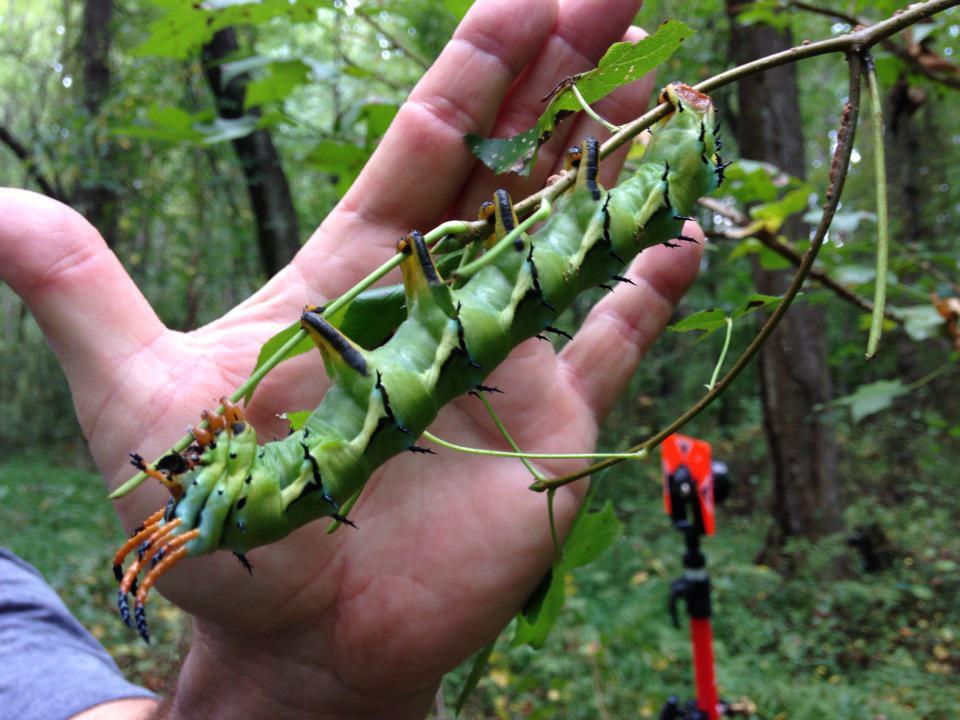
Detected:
left=357, top=10, right=431, bottom=71
left=531, top=52, right=865, bottom=493
left=791, top=0, right=960, bottom=91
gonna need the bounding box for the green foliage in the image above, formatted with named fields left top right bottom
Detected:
left=513, top=500, right=624, bottom=649
left=448, top=437, right=960, bottom=719
left=466, top=21, right=695, bottom=175
left=136, top=0, right=333, bottom=59
left=669, top=293, right=782, bottom=336
left=828, top=379, right=911, bottom=423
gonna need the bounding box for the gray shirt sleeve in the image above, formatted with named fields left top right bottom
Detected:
left=0, top=548, right=156, bottom=720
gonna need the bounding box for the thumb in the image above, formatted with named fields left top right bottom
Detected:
left=0, top=189, right=166, bottom=419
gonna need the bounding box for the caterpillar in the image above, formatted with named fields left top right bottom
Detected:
left=113, top=83, right=723, bottom=642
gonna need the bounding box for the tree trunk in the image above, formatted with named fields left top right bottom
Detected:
left=727, top=2, right=842, bottom=551
left=74, top=0, right=119, bottom=246
left=202, top=28, right=300, bottom=277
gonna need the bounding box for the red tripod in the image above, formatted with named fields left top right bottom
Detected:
left=659, top=434, right=729, bottom=720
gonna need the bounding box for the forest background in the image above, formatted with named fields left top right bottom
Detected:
left=0, top=0, right=959, bottom=718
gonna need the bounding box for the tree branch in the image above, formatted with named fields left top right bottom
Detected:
left=356, top=10, right=431, bottom=71
left=700, top=197, right=899, bottom=322
left=469, top=0, right=960, bottom=235
left=532, top=51, right=865, bottom=492
left=0, top=125, right=67, bottom=202
left=791, top=0, right=960, bottom=91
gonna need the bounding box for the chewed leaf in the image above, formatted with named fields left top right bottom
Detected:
left=733, top=293, right=782, bottom=318
left=283, top=410, right=312, bottom=431
left=669, top=309, right=728, bottom=334
left=466, top=20, right=694, bottom=175
left=670, top=295, right=783, bottom=336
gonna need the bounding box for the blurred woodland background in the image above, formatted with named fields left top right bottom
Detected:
left=1, top=1, right=959, bottom=717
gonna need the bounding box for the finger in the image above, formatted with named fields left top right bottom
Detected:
left=0, top=189, right=164, bottom=358
left=558, top=222, right=705, bottom=423
left=454, top=0, right=643, bottom=214
left=0, top=189, right=165, bottom=387
left=555, top=26, right=656, bottom=186
left=325, top=0, right=560, bottom=236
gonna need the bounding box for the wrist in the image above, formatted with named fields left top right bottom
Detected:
left=161, top=620, right=437, bottom=720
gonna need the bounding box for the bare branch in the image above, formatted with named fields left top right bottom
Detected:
left=356, top=10, right=431, bottom=71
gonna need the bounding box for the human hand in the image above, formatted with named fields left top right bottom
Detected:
left=0, top=1, right=701, bottom=717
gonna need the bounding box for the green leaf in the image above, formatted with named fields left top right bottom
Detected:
left=136, top=0, right=332, bottom=59
left=513, top=500, right=623, bottom=649
left=669, top=309, right=728, bottom=333
left=284, top=410, right=312, bottom=431
left=750, top=188, right=810, bottom=233
left=561, top=500, right=623, bottom=569
left=325, top=284, right=407, bottom=349
left=244, top=285, right=407, bottom=403
left=733, top=293, right=782, bottom=318
left=306, top=139, right=370, bottom=194
left=113, top=104, right=207, bottom=142
left=727, top=237, right=762, bottom=261
left=512, top=567, right=565, bottom=648
left=198, top=116, right=261, bottom=144
left=245, top=59, right=311, bottom=109
left=466, top=20, right=694, bottom=175
left=723, top=160, right=780, bottom=203
left=670, top=295, right=781, bottom=335
left=758, top=245, right=792, bottom=271
left=362, top=102, right=400, bottom=143
left=828, top=379, right=910, bottom=423
left=442, top=0, right=473, bottom=20
left=891, top=305, right=944, bottom=342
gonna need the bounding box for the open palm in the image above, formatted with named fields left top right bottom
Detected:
left=0, top=0, right=701, bottom=716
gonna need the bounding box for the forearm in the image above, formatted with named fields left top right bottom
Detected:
left=153, top=621, right=438, bottom=720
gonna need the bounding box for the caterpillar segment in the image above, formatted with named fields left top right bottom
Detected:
left=112, top=83, right=721, bottom=641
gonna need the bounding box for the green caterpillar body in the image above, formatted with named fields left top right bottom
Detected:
left=116, top=84, right=721, bottom=638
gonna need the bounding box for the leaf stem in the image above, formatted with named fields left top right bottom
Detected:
left=570, top=83, right=621, bottom=133
left=420, top=430, right=647, bottom=462
left=706, top=317, right=733, bottom=391
left=451, top=199, right=552, bottom=280
left=476, top=393, right=543, bottom=480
